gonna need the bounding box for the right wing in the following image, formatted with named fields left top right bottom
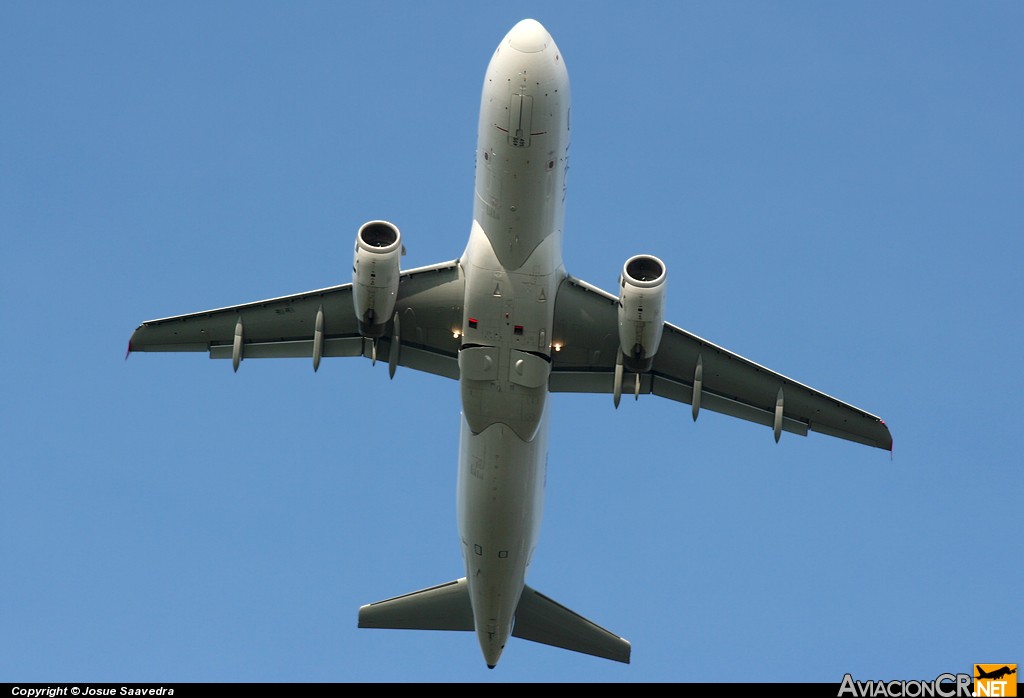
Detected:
left=549, top=275, right=892, bottom=451
left=129, top=260, right=465, bottom=380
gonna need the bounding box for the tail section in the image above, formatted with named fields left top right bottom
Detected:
left=358, top=577, right=630, bottom=665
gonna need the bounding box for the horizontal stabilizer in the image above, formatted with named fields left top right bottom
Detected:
left=358, top=578, right=474, bottom=631
left=512, top=585, right=631, bottom=664
left=358, top=579, right=630, bottom=664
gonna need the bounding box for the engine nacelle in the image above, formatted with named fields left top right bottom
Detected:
left=352, top=220, right=402, bottom=338
left=618, top=254, right=667, bottom=372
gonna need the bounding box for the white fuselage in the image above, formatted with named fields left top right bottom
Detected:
left=455, top=19, right=570, bottom=667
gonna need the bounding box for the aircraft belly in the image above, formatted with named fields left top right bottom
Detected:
left=450, top=19, right=568, bottom=667
left=459, top=348, right=548, bottom=441
left=456, top=408, right=549, bottom=664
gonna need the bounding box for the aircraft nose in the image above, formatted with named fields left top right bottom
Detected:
left=507, top=18, right=550, bottom=53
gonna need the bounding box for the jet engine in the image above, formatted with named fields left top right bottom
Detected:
left=617, top=254, right=666, bottom=372
left=352, top=220, right=402, bottom=338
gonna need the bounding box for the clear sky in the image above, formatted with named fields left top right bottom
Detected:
left=2, top=1, right=1021, bottom=684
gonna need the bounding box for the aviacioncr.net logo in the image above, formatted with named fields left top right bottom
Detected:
left=838, top=673, right=973, bottom=697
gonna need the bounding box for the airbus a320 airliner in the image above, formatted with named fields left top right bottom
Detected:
left=129, top=19, right=892, bottom=668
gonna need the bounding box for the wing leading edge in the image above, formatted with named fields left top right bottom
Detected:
left=129, top=261, right=465, bottom=380
left=549, top=276, right=892, bottom=451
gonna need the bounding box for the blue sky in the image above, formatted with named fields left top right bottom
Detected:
left=2, top=2, right=1021, bottom=683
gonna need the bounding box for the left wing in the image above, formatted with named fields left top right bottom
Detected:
left=549, top=276, right=892, bottom=451
left=129, top=261, right=465, bottom=379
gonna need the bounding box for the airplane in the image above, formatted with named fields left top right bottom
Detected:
left=128, top=18, right=892, bottom=668
left=976, top=666, right=1017, bottom=681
